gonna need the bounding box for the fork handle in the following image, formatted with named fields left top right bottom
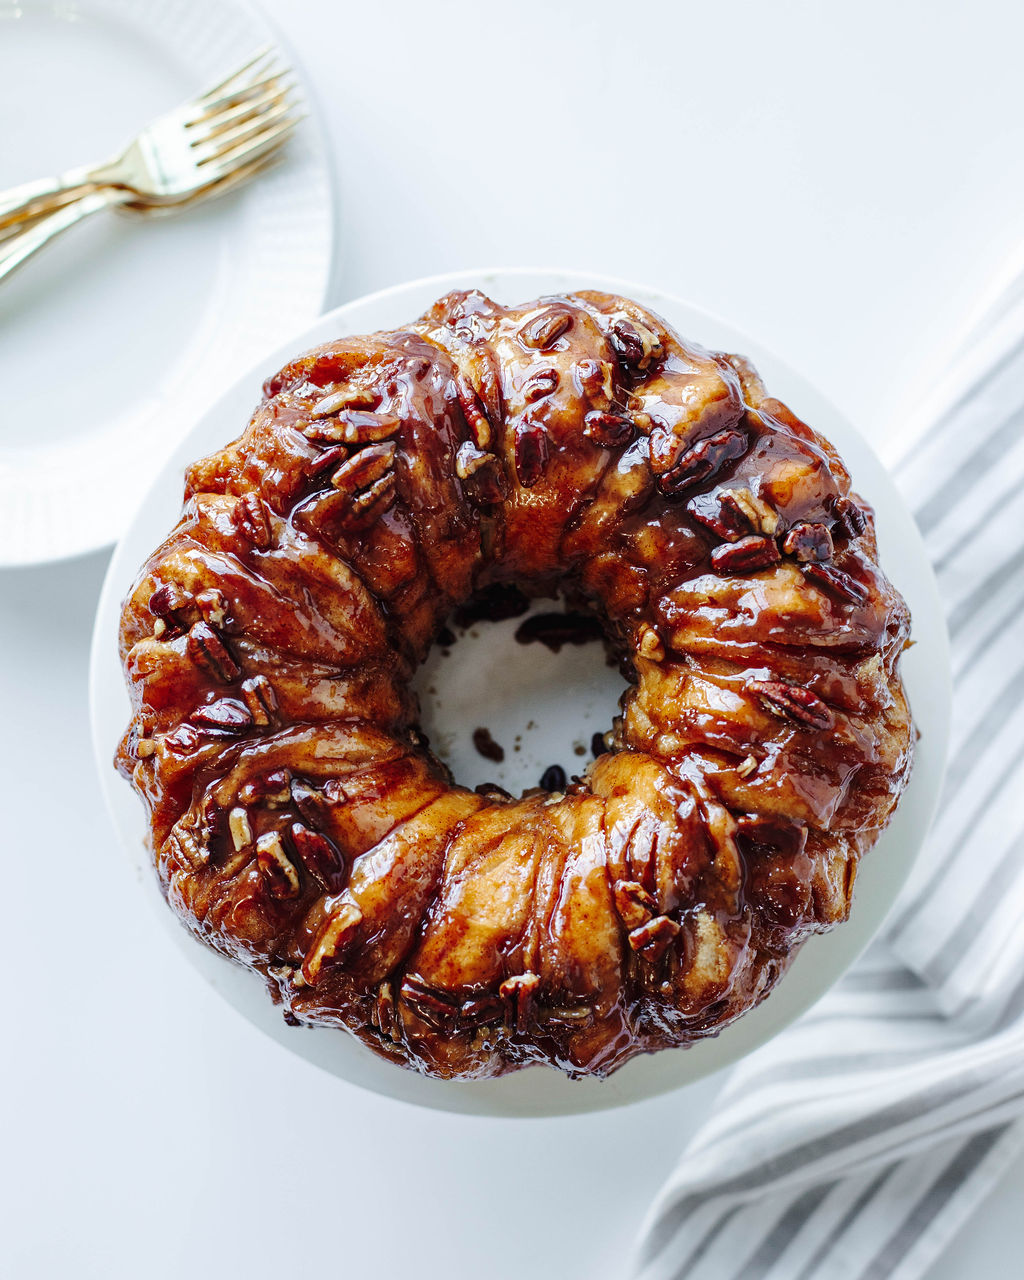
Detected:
left=0, top=188, right=128, bottom=286
left=0, top=165, right=110, bottom=232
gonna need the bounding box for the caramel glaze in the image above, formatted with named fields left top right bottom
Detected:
left=116, top=290, right=914, bottom=1080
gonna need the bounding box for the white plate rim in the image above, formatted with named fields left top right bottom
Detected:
left=0, top=0, right=334, bottom=568
left=90, top=266, right=951, bottom=1116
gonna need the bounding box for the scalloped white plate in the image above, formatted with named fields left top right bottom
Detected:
left=90, top=268, right=950, bottom=1116
left=0, top=0, right=333, bottom=566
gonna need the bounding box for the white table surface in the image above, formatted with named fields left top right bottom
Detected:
left=2, top=1, right=1023, bottom=1276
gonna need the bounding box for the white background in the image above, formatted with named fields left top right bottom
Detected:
left=2, top=0, right=1023, bottom=1276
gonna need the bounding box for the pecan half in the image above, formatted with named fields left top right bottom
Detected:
left=301, top=902, right=363, bottom=984
left=305, top=444, right=349, bottom=479
left=189, top=698, right=253, bottom=733
left=746, top=678, right=834, bottom=731
left=348, top=472, right=397, bottom=529
left=658, top=428, right=748, bottom=496
left=167, top=825, right=207, bottom=869
left=186, top=622, right=240, bottom=684
left=628, top=914, right=680, bottom=961
left=287, top=822, right=343, bottom=889
left=400, top=976, right=459, bottom=1032
left=613, top=879, right=658, bottom=931
left=460, top=993, right=504, bottom=1029
left=782, top=521, right=833, bottom=563
left=520, top=309, right=572, bottom=350
left=304, top=410, right=401, bottom=445
left=455, top=375, right=492, bottom=449
left=608, top=315, right=663, bottom=371
left=163, top=723, right=201, bottom=755
left=583, top=410, right=634, bottom=447
left=832, top=495, right=868, bottom=539
left=500, top=972, right=541, bottom=1034
left=687, top=490, right=753, bottom=542
left=309, top=388, right=377, bottom=417
left=726, top=488, right=779, bottom=536
left=711, top=535, right=781, bottom=574
left=522, top=368, right=559, bottom=403
left=241, top=675, right=277, bottom=726
left=234, top=492, right=272, bottom=550
left=802, top=562, right=869, bottom=605
left=330, top=441, right=396, bottom=494
left=514, top=422, right=550, bottom=487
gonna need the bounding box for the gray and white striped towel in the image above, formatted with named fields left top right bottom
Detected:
left=635, top=251, right=1024, bottom=1280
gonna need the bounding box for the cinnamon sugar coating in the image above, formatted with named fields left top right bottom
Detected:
left=117, top=290, right=913, bottom=1079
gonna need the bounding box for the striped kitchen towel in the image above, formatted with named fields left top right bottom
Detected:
left=634, top=251, right=1024, bottom=1280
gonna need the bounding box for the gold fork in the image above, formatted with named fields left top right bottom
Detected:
left=0, top=47, right=303, bottom=283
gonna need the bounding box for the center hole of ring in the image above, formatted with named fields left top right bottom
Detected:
left=410, top=589, right=628, bottom=797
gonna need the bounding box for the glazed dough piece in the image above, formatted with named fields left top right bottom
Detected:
left=117, top=289, right=913, bottom=1080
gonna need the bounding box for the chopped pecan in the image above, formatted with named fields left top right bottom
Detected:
left=583, top=410, right=634, bottom=446
left=135, top=736, right=156, bottom=758
left=628, top=914, right=680, bottom=961
left=301, top=902, right=363, bottom=984
left=186, top=622, right=239, bottom=684
left=608, top=315, right=663, bottom=371
left=455, top=375, right=492, bottom=449
left=330, top=441, right=396, bottom=494
left=455, top=442, right=507, bottom=505
left=310, top=388, right=377, bottom=417
left=575, top=357, right=616, bottom=403
left=544, top=1004, right=594, bottom=1026
left=500, top=972, right=541, bottom=1034
left=256, top=831, right=300, bottom=899
left=658, top=428, right=748, bottom=496
left=228, top=806, right=253, bottom=852
left=637, top=624, right=665, bottom=662
left=746, top=678, right=834, bottom=731
left=782, top=521, right=833, bottom=562
left=736, top=754, right=759, bottom=778
left=290, top=777, right=329, bottom=825
left=287, top=821, right=343, bottom=889
left=372, top=980, right=399, bottom=1042
left=148, top=583, right=188, bottom=632
left=521, top=309, right=572, bottom=350
left=802, top=561, right=869, bottom=605
left=711, top=535, right=781, bottom=574
left=241, top=675, right=277, bottom=726
left=614, top=879, right=659, bottom=931
left=234, top=492, right=272, bottom=550
left=189, top=698, right=253, bottom=733
left=195, top=588, right=228, bottom=628
left=239, top=769, right=292, bottom=808
left=400, top=976, right=459, bottom=1032
left=304, top=410, right=401, bottom=445
left=514, top=422, right=550, bottom=487
left=522, top=368, right=559, bottom=403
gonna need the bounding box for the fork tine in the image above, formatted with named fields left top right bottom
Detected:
left=189, top=67, right=291, bottom=120
left=200, top=115, right=305, bottom=182
left=192, top=99, right=297, bottom=163
left=184, top=84, right=292, bottom=138
left=193, top=45, right=276, bottom=106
